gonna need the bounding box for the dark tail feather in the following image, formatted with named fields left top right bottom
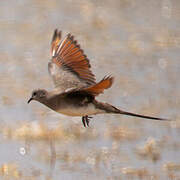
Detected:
left=119, top=110, right=169, bottom=121
left=94, top=101, right=170, bottom=121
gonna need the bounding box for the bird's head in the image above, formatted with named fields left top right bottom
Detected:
left=28, top=89, right=48, bottom=104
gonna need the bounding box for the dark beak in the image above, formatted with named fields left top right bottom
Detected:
left=28, top=97, right=33, bottom=104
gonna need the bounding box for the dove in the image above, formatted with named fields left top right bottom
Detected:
left=28, top=29, right=169, bottom=127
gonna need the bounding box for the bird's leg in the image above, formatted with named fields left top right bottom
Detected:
left=82, top=115, right=92, bottom=127
left=82, top=116, right=86, bottom=127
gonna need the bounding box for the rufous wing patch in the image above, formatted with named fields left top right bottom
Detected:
left=84, top=76, right=114, bottom=96
left=51, top=31, right=96, bottom=85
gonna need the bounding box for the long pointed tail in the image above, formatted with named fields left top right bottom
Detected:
left=94, top=101, right=169, bottom=121
left=117, top=109, right=169, bottom=121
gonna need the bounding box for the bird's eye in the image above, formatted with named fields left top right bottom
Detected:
left=33, top=92, right=37, bottom=96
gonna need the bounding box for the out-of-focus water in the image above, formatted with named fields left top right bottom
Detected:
left=0, top=0, right=179, bottom=179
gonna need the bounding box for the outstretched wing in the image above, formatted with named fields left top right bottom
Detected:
left=49, top=29, right=96, bottom=92
left=51, top=76, right=114, bottom=106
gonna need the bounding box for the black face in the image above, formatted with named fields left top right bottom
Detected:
left=28, top=89, right=47, bottom=103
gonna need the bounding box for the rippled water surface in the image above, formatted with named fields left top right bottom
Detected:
left=0, top=0, right=179, bottom=179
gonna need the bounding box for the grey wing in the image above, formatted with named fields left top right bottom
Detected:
left=49, top=30, right=96, bottom=92
left=48, top=62, right=87, bottom=92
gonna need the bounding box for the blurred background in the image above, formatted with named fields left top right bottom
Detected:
left=0, top=0, right=179, bottom=179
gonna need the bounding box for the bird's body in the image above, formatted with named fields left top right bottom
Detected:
left=39, top=91, right=104, bottom=116
left=28, top=29, right=169, bottom=127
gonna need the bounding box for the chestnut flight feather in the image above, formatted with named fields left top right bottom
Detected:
left=28, top=29, right=169, bottom=127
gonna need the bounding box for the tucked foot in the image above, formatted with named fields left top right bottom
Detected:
left=82, top=115, right=92, bottom=127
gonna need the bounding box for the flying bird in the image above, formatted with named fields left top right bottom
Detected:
left=28, top=29, right=169, bottom=127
